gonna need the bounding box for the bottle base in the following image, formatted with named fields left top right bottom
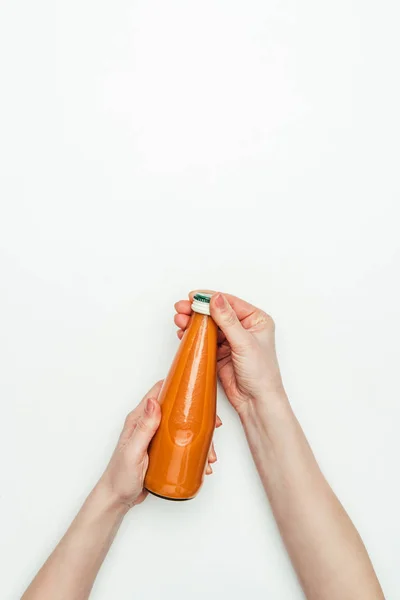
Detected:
left=145, top=488, right=193, bottom=501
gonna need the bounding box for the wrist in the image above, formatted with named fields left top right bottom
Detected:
left=92, top=478, right=131, bottom=519
left=239, top=389, right=292, bottom=438
left=239, top=385, right=288, bottom=419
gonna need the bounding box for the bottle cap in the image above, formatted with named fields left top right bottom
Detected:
left=191, top=292, right=212, bottom=315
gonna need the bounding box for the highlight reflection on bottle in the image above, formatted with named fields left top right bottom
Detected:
left=145, top=293, right=217, bottom=500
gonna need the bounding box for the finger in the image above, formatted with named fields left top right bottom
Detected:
left=217, top=355, right=231, bottom=372
left=217, top=342, right=231, bottom=361
left=218, top=295, right=258, bottom=322
left=189, top=290, right=268, bottom=337
left=216, top=415, right=222, bottom=428
left=189, top=290, right=257, bottom=322
left=218, top=295, right=272, bottom=334
left=119, top=400, right=147, bottom=445
left=210, top=293, right=252, bottom=352
left=181, top=292, right=255, bottom=345
left=119, top=381, right=163, bottom=445
left=206, top=464, right=213, bottom=475
left=217, top=329, right=226, bottom=345
left=208, top=443, right=217, bottom=463
left=174, top=313, right=190, bottom=330
left=177, top=329, right=184, bottom=340
left=186, top=291, right=260, bottom=340
left=142, top=380, right=164, bottom=402
left=174, top=300, right=192, bottom=315
left=129, top=398, right=162, bottom=461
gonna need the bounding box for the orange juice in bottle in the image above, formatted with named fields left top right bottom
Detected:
left=145, top=293, right=217, bottom=500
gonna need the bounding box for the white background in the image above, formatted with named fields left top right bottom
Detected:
left=0, top=0, right=399, bottom=598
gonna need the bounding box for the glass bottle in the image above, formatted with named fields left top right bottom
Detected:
left=145, top=293, right=217, bottom=500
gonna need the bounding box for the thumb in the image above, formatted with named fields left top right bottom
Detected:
left=210, top=293, right=251, bottom=351
left=130, top=398, right=161, bottom=461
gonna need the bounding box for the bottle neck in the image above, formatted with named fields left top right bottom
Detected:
left=191, top=294, right=211, bottom=315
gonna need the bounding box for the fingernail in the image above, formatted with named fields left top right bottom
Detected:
left=145, top=398, right=154, bottom=416
left=214, top=293, right=225, bottom=309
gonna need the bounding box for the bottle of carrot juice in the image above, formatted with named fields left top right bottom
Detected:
left=145, top=292, right=218, bottom=500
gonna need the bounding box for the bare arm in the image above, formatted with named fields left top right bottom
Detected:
left=21, top=382, right=164, bottom=600
left=22, top=484, right=127, bottom=600
left=241, top=393, right=383, bottom=600
left=175, top=291, right=384, bottom=600
left=22, top=379, right=218, bottom=600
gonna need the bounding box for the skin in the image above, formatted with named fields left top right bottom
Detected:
left=22, top=292, right=384, bottom=600
left=21, top=381, right=219, bottom=600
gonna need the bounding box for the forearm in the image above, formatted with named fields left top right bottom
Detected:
left=240, top=393, right=384, bottom=600
left=22, top=480, right=128, bottom=600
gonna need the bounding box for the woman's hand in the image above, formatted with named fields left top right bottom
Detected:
left=99, top=381, right=163, bottom=508
left=177, top=294, right=385, bottom=600
left=174, top=291, right=285, bottom=415
left=99, top=381, right=220, bottom=509
left=22, top=381, right=220, bottom=600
